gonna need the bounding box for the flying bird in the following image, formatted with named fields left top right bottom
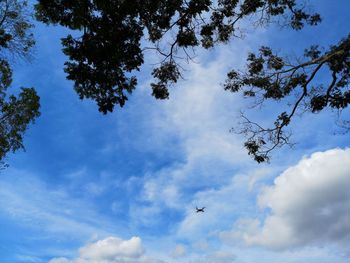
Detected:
left=196, top=207, right=205, bottom=213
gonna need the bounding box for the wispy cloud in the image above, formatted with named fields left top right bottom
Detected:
left=0, top=168, right=126, bottom=246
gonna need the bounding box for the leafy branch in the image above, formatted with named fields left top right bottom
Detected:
left=225, top=35, right=350, bottom=162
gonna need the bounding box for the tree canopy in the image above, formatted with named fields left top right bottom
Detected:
left=34, top=0, right=349, bottom=162
left=0, top=0, right=40, bottom=165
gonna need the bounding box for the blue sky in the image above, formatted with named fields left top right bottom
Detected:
left=1, top=1, right=350, bottom=263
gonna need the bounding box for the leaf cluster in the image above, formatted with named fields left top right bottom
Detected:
left=0, top=58, right=40, bottom=160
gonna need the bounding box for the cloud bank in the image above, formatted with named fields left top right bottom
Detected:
left=222, top=148, right=350, bottom=250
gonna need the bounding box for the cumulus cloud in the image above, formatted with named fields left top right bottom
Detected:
left=221, top=148, right=350, bottom=250
left=49, top=236, right=164, bottom=263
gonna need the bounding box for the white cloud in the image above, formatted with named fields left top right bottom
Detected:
left=49, top=236, right=165, bottom=263
left=222, top=148, right=350, bottom=250
left=79, top=236, right=144, bottom=260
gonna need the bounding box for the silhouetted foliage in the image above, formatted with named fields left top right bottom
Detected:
left=0, top=0, right=40, bottom=165
left=224, top=35, right=350, bottom=162
left=35, top=0, right=320, bottom=112
left=35, top=1, right=349, bottom=162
